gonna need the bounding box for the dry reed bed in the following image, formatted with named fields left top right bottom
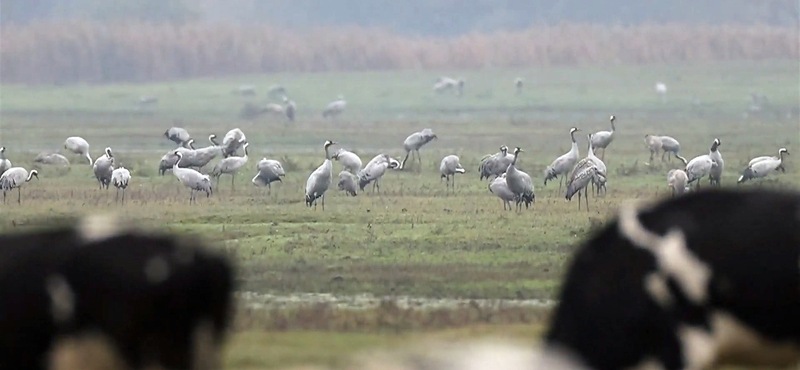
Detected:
left=2, top=21, right=798, bottom=84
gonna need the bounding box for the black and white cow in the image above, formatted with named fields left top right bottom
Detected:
left=542, top=188, right=800, bottom=370
left=0, top=214, right=235, bottom=370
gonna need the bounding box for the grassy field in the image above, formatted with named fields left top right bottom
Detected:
left=0, top=60, right=798, bottom=369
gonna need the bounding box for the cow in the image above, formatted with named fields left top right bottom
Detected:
left=0, top=214, right=235, bottom=370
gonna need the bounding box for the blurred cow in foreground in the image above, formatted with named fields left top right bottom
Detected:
left=0, top=214, right=235, bottom=370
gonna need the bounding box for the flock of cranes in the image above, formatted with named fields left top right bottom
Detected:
left=0, top=112, right=791, bottom=208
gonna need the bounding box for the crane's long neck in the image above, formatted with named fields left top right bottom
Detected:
left=610, top=120, right=615, bottom=132
left=174, top=154, right=184, bottom=169
left=570, top=131, right=576, bottom=143
left=243, top=145, right=249, bottom=158
left=779, top=151, right=786, bottom=162
left=324, top=145, right=331, bottom=160
left=26, top=172, right=34, bottom=182
left=511, top=153, right=519, bottom=166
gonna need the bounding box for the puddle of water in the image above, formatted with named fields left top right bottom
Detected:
left=236, top=291, right=557, bottom=311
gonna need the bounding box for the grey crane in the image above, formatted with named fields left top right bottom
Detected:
left=515, top=78, right=524, bottom=95
left=747, top=148, right=788, bottom=173
left=488, top=173, right=516, bottom=211
left=433, top=77, right=464, bottom=96
left=0, top=147, right=12, bottom=175
left=211, top=142, right=249, bottom=191
left=590, top=115, right=616, bottom=160
left=33, top=152, right=70, bottom=166
left=111, top=167, right=131, bottom=204
left=322, top=96, right=347, bottom=119
left=164, top=127, right=191, bottom=147
left=187, top=135, right=224, bottom=170
left=685, top=139, right=721, bottom=190
left=708, top=138, right=724, bottom=186
left=644, top=134, right=663, bottom=163
left=284, top=97, right=296, bottom=122
left=338, top=171, right=359, bottom=196
left=358, top=154, right=399, bottom=193
left=252, top=158, right=285, bottom=194
left=93, top=147, right=114, bottom=190
left=544, top=127, right=581, bottom=192
left=332, top=147, right=363, bottom=175
left=439, top=155, right=466, bottom=192
left=738, top=148, right=789, bottom=184
left=63, top=136, right=92, bottom=165
left=305, top=140, right=336, bottom=210
left=667, top=169, right=689, bottom=198
left=478, top=145, right=514, bottom=181
left=221, top=128, right=247, bottom=158
left=172, top=151, right=212, bottom=204
left=644, top=135, right=685, bottom=163
left=565, top=164, right=603, bottom=211
left=399, top=128, right=437, bottom=171
left=158, top=144, right=196, bottom=175
left=359, top=154, right=399, bottom=192
left=504, top=147, right=535, bottom=211
left=0, top=167, right=38, bottom=204
left=572, top=134, right=607, bottom=196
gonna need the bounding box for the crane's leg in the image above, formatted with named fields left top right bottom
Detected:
left=18, top=187, right=22, bottom=204
left=231, top=173, right=236, bottom=192
left=577, top=191, right=582, bottom=210
left=416, top=150, right=422, bottom=170
left=601, top=149, right=605, bottom=161
left=115, top=188, right=120, bottom=204
left=558, top=176, right=564, bottom=194
left=584, top=186, right=590, bottom=211
left=400, top=152, right=411, bottom=170
left=650, top=150, right=655, bottom=162
left=2, top=190, right=5, bottom=204
left=122, top=189, right=126, bottom=205
left=216, top=176, right=221, bottom=189
left=321, top=194, right=325, bottom=211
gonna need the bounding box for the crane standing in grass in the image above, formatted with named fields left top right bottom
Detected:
left=738, top=148, right=789, bottom=184
left=93, top=147, right=114, bottom=190
left=439, top=155, right=466, bottom=193
left=400, top=128, right=437, bottom=171
left=504, top=147, right=535, bottom=211
left=164, top=127, right=192, bottom=148
left=172, top=151, right=212, bottom=204
left=111, top=167, right=131, bottom=204
left=544, top=127, right=580, bottom=192
left=0, top=167, right=38, bottom=204
left=478, top=145, right=514, bottom=181
left=252, top=158, right=285, bottom=195
left=590, top=115, right=616, bottom=161
left=305, top=140, right=336, bottom=210
left=64, top=136, right=92, bottom=165
left=212, top=142, right=249, bottom=192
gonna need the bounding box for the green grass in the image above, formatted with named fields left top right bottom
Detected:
left=0, top=60, right=798, bottom=369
